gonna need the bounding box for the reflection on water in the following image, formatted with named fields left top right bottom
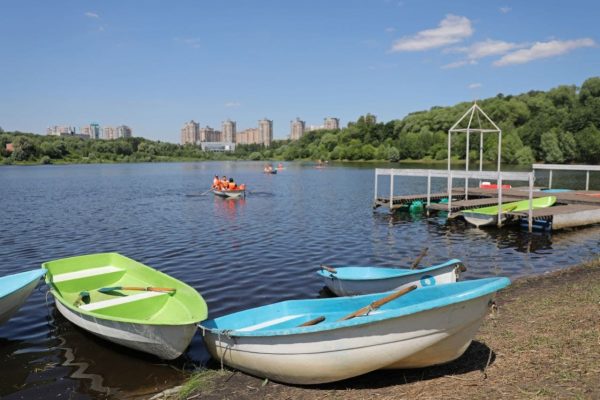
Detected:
left=0, top=161, right=598, bottom=399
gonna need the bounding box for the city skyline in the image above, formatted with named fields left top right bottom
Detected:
left=1, top=1, right=598, bottom=143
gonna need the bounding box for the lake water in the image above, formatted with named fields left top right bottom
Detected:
left=0, top=161, right=599, bottom=399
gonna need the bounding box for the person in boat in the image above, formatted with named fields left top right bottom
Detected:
left=212, top=175, right=220, bottom=189
left=227, top=178, right=237, bottom=190
left=220, top=176, right=228, bottom=189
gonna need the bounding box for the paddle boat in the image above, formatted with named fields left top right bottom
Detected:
left=213, top=187, right=246, bottom=199
left=199, top=277, right=510, bottom=385
left=462, top=196, right=556, bottom=227
left=0, top=269, right=47, bottom=325
left=318, top=259, right=466, bottom=296
left=43, top=253, right=207, bottom=359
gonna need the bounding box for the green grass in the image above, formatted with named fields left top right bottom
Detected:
left=178, top=369, right=227, bottom=399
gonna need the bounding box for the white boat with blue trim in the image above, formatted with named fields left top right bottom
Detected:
left=317, top=258, right=465, bottom=296
left=199, top=277, right=510, bottom=385
left=0, top=269, right=46, bottom=325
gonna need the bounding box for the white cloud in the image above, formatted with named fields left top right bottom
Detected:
left=442, top=59, right=476, bottom=69
left=468, top=83, right=482, bottom=89
left=494, top=38, right=595, bottom=66
left=385, top=27, right=396, bottom=33
left=390, top=14, right=473, bottom=52
left=465, top=39, right=523, bottom=59
left=85, top=12, right=99, bottom=18
left=499, top=7, right=512, bottom=14
left=179, top=38, right=201, bottom=48
left=442, top=39, right=524, bottom=68
left=225, top=102, right=241, bottom=108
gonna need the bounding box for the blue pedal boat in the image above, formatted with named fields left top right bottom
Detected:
left=200, top=277, right=510, bottom=385
left=317, top=259, right=466, bottom=296
left=0, top=269, right=47, bottom=324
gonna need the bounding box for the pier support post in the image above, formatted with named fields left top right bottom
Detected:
left=447, top=172, right=453, bottom=217
left=427, top=171, right=431, bottom=216
left=586, top=170, right=590, bottom=191
left=497, top=175, right=503, bottom=228
left=548, top=170, right=553, bottom=189
left=389, top=170, right=394, bottom=211
left=374, top=170, right=378, bottom=202
left=528, top=173, right=534, bottom=232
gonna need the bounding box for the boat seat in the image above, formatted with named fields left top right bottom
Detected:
left=79, top=291, right=167, bottom=312
left=52, top=266, right=124, bottom=283
left=237, top=315, right=304, bottom=332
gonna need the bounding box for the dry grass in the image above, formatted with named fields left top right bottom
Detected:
left=180, top=259, right=600, bottom=400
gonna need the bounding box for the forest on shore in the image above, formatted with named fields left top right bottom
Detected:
left=1, top=76, right=599, bottom=166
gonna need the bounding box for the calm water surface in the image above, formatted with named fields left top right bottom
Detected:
left=0, top=161, right=599, bottom=399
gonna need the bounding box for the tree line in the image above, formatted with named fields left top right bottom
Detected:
left=1, top=76, right=599, bottom=166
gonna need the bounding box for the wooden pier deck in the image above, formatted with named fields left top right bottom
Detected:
left=374, top=167, right=600, bottom=231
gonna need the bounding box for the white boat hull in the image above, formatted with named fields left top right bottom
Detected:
left=321, top=265, right=459, bottom=297
left=0, top=279, right=40, bottom=325
left=54, top=299, right=196, bottom=360
left=213, top=190, right=245, bottom=199
left=201, top=295, right=493, bottom=385
left=462, top=212, right=508, bottom=227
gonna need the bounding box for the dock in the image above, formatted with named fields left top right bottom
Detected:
left=374, top=167, right=600, bottom=232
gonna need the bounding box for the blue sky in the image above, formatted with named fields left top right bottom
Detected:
left=1, top=0, right=598, bottom=142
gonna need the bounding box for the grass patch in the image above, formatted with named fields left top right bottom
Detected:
left=178, top=369, right=226, bottom=399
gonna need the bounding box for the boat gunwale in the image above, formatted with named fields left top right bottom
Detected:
left=0, top=269, right=47, bottom=300
left=316, top=259, right=462, bottom=281
left=43, top=252, right=207, bottom=326
left=199, top=277, right=510, bottom=337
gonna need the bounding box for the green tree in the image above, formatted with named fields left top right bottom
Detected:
left=11, top=136, right=37, bottom=161
left=540, top=129, right=564, bottom=163
left=576, top=124, right=600, bottom=163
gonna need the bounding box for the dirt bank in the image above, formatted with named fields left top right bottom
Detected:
left=178, top=259, right=600, bottom=400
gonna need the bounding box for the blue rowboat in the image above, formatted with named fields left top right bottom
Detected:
left=0, top=269, right=47, bottom=325
left=199, top=277, right=510, bottom=385
left=317, top=259, right=465, bottom=296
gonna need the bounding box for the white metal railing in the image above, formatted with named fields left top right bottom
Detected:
left=374, top=168, right=536, bottom=231
left=532, top=164, right=600, bottom=191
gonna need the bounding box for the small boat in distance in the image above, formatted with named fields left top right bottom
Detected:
left=1, top=269, right=47, bottom=325
left=317, top=259, right=466, bottom=296
left=43, top=253, right=207, bottom=359
left=462, top=196, right=556, bottom=227
left=199, top=277, right=510, bottom=384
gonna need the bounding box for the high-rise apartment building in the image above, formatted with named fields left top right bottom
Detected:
left=47, top=125, right=75, bottom=136
left=236, top=128, right=260, bottom=145
left=103, top=126, right=116, bottom=140
left=181, top=120, right=200, bottom=145
left=80, top=123, right=101, bottom=139
left=222, top=119, right=236, bottom=143
left=324, top=117, right=340, bottom=130
left=116, top=125, right=132, bottom=139
left=199, top=126, right=222, bottom=142
left=290, top=117, right=305, bottom=141
left=258, top=118, right=273, bottom=147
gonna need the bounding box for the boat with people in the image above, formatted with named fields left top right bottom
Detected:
left=43, top=252, right=207, bottom=359
left=199, top=277, right=510, bottom=385
left=462, top=196, right=556, bottom=227
left=0, top=269, right=47, bottom=325
left=264, top=164, right=277, bottom=174
left=318, top=259, right=466, bottom=296
left=211, top=175, right=246, bottom=198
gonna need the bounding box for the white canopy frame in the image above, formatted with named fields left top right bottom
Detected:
left=447, top=103, right=502, bottom=197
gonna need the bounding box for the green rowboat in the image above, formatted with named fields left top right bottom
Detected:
left=461, top=196, right=556, bottom=227
left=43, top=253, right=207, bottom=359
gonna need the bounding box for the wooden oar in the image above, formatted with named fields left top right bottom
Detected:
left=98, top=286, right=176, bottom=294
left=298, top=316, right=326, bottom=327
left=320, top=264, right=337, bottom=274
left=338, top=285, right=417, bottom=321
left=200, top=188, right=214, bottom=196
left=410, top=247, right=429, bottom=269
